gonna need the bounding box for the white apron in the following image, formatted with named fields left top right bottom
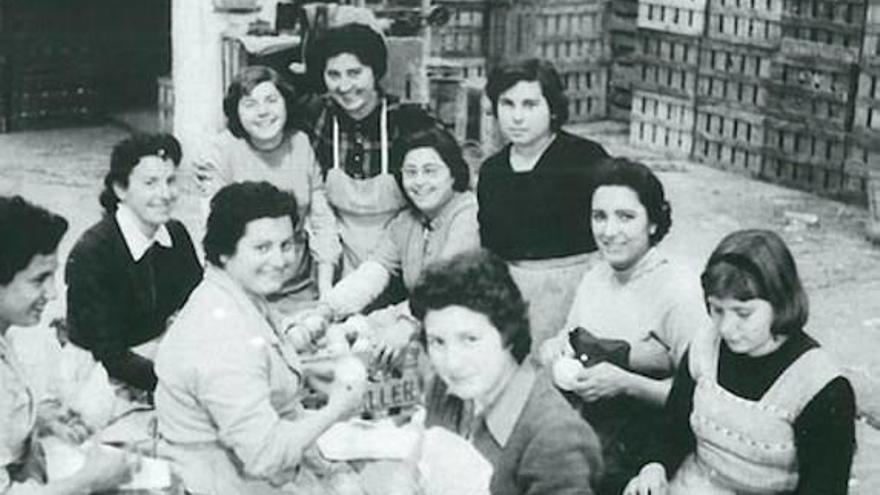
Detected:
left=324, top=99, right=407, bottom=275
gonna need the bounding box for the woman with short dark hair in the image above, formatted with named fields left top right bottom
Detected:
left=193, top=65, right=338, bottom=304
left=1, top=195, right=134, bottom=494
left=540, top=157, right=707, bottom=493
left=155, top=181, right=368, bottom=495
left=625, top=229, right=855, bottom=495
left=411, top=249, right=604, bottom=495
left=65, top=133, right=202, bottom=393
left=478, top=58, right=610, bottom=346
left=304, top=22, right=439, bottom=281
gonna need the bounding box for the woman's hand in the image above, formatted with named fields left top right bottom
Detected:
left=623, top=463, right=668, bottom=495
left=36, top=401, right=93, bottom=445
left=570, top=361, right=633, bottom=402
left=73, top=444, right=136, bottom=493
left=538, top=333, right=575, bottom=368
left=283, top=305, right=334, bottom=352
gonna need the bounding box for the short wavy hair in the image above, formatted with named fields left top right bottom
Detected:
left=410, top=249, right=531, bottom=363
left=100, top=133, right=182, bottom=213
left=307, top=23, right=388, bottom=92
left=223, top=66, right=303, bottom=139
left=485, top=58, right=569, bottom=131
left=593, top=157, right=672, bottom=246
left=0, top=196, right=68, bottom=285
left=203, top=181, right=299, bottom=267
left=701, top=229, right=808, bottom=336
left=394, top=127, right=471, bottom=201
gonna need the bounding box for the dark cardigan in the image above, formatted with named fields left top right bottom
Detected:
left=65, top=215, right=202, bottom=392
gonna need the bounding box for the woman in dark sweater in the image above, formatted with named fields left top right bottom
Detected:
left=65, top=134, right=202, bottom=393
left=478, top=58, right=610, bottom=345
left=624, top=229, right=855, bottom=495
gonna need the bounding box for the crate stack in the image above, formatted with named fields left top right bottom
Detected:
left=629, top=0, right=707, bottom=156
left=535, top=0, right=609, bottom=123
left=0, top=2, right=102, bottom=132
left=606, top=0, right=640, bottom=120
left=692, top=0, right=781, bottom=176
left=761, top=0, right=866, bottom=200
left=849, top=0, right=880, bottom=202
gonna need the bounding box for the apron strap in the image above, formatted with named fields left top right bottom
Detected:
left=332, top=98, right=390, bottom=174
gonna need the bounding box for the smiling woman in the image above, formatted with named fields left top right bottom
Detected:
left=155, top=181, right=368, bottom=494
left=539, top=157, right=708, bottom=494
left=192, top=66, right=339, bottom=306
left=304, top=127, right=479, bottom=361
left=1, top=196, right=135, bottom=494
left=304, top=23, right=439, bottom=282
left=65, top=134, right=203, bottom=394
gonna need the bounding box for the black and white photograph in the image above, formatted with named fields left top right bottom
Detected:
left=1, top=0, right=878, bottom=493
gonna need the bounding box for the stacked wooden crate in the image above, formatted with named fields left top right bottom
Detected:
left=849, top=0, right=880, bottom=202
left=629, top=0, right=707, bottom=156
left=762, top=0, right=866, bottom=201
left=535, top=0, right=609, bottom=123
left=0, top=2, right=102, bottom=131
left=692, top=0, right=781, bottom=176
left=606, top=0, right=640, bottom=120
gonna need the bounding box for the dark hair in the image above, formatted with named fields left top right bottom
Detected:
left=223, top=66, right=302, bottom=139
left=307, top=23, right=388, bottom=92
left=701, top=229, right=808, bottom=336
left=394, top=127, right=471, bottom=204
left=485, top=58, right=569, bottom=131
left=203, top=181, right=300, bottom=267
left=0, top=196, right=68, bottom=285
left=593, top=157, right=672, bottom=245
left=410, top=249, right=531, bottom=363
left=99, top=133, right=182, bottom=213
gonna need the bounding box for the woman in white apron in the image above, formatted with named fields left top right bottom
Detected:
left=305, top=23, right=439, bottom=287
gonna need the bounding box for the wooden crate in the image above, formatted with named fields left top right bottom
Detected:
left=762, top=116, right=857, bottom=198
left=764, top=54, right=857, bottom=130
left=706, top=0, right=783, bottom=47
left=693, top=103, right=767, bottom=175
left=863, top=1, right=880, bottom=65
left=632, top=29, right=701, bottom=98
left=780, top=0, right=866, bottom=64
left=535, top=1, right=609, bottom=62
left=559, top=61, right=608, bottom=122
left=697, top=39, right=774, bottom=110
left=638, top=0, right=709, bottom=36
left=629, top=90, right=696, bottom=156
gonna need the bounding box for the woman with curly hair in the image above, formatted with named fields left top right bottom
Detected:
left=411, top=249, right=603, bottom=495
left=66, top=133, right=203, bottom=394
left=540, top=158, right=708, bottom=494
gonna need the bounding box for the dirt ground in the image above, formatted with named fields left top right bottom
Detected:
left=1, top=122, right=879, bottom=492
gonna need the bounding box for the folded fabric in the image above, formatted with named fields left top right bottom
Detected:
left=42, top=438, right=171, bottom=490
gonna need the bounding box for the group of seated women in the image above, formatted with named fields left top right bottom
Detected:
left=0, top=19, right=857, bottom=495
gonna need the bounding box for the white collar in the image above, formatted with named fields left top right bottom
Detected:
left=115, top=204, right=172, bottom=262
